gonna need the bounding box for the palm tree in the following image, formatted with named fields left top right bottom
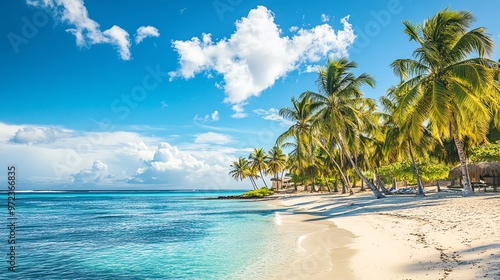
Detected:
left=267, top=146, right=287, bottom=189
left=304, top=58, right=385, bottom=198
left=391, top=9, right=499, bottom=196
left=249, top=148, right=270, bottom=188
left=313, top=127, right=354, bottom=195
left=229, top=157, right=257, bottom=190
left=277, top=95, right=316, bottom=182
left=381, top=91, right=434, bottom=197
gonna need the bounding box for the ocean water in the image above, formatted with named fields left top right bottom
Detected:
left=2, top=190, right=293, bottom=280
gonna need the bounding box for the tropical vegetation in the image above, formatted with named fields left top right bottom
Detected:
left=229, top=8, right=500, bottom=199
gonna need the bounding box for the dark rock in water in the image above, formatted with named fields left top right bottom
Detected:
left=203, top=194, right=276, bottom=200
left=216, top=195, right=243, bottom=199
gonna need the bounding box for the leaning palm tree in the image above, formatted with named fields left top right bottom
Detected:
left=304, top=58, right=385, bottom=198
left=229, top=157, right=257, bottom=190
left=391, top=9, right=500, bottom=196
left=249, top=148, right=270, bottom=188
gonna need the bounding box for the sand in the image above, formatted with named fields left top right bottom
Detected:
left=266, top=190, right=500, bottom=280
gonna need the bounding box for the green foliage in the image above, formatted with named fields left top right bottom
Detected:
left=469, top=141, right=500, bottom=162
left=377, top=159, right=450, bottom=183
left=377, top=161, right=414, bottom=183
left=289, top=173, right=308, bottom=184
left=417, top=160, right=451, bottom=181
left=242, top=187, right=274, bottom=198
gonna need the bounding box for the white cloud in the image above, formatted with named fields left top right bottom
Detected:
left=0, top=123, right=160, bottom=186
left=170, top=6, right=355, bottom=106
left=129, top=142, right=239, bottom=188
left=289, top=26, right=299, bottom=32
left=27, top=0, right=158, bottom=60
left=103, top=25, right=131, bottom=60
left=304, top=64, right=320, bottom=73
left=211, top=110, right=220, bottom=121
left=71, top=160, right=110, bottom=183
left=253, top=108, right=294, bottom=126
left=231, top=103, right=248, bottom=119
left=194, top=132, right=233, bottom=145
left=135, top=26, right=160, bottom=44
left=194, top=110, right=220, bottom=123
left=321, top=14, right=330, bottom=22
left=0, top=123, right=252, bottom=189
left=10, top=126, right=73, bottom=144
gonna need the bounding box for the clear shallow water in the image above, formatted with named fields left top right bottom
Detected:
left=3, top=190, right=291, bottom=279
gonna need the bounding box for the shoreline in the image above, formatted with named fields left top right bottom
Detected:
left=264, top=190, right=500, bottom=279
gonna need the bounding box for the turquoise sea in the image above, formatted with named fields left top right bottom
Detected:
left=2, top=190, right=292, bottom=279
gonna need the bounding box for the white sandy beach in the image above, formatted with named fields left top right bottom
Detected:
left=266, top=190, right=500, bottom=280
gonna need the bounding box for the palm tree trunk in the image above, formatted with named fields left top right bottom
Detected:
left=312, top=137, right=353, bottom=195
left=326, top=179, right=332, bottom=193
left=259, top=170, right=268, bottom=188
left=408, top=140, right=425, bottom=197
left=339, top=136, right=384, bottom=198
left=451, top=123, right=473, bottom=196
left=249, top=177, right=258, bottom=190
left=374, top=172, right=392, bottom=195
left=330, top=157, right=353, bottom=195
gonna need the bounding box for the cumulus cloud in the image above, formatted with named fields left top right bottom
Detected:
left=321, top=14, right=330, bottom=22
left=10, top=126, right=73, bottom=144
left=71, top=160, right=110, bottom=183
left=27, top=0, right=158, bottom=60
left=194, top=132, right=233, bottom=145
left=129, top=142, right=235, bottom=187
left=253, top=108, right=294, bottom=126
left=170, top=5, right=355, bottom=114
left=0, top=123, right=250, bottom=189
left=194, top=110, right=220, bottom=123
left=135, top=26, right=160, bottom=44
left=231, top=103, right=248, bottom=119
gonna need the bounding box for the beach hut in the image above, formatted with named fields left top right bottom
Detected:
left=270, top=177, right=292, bottom=190
left=448, top=162, right=500, bottom=189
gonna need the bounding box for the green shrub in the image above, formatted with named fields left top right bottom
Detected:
left=242, top=187, right=274, bottom=198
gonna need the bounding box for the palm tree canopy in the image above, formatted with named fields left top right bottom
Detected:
left=229, top=157, right=250, bottom=181
left=391, top=9, right=500, bottom=145
left=267, top=146, right=287, bottom=177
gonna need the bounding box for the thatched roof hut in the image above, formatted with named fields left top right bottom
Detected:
left=449, top=162, right=500, bottom=184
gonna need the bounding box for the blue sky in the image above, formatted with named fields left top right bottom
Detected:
left=1, top=0, right=498, bottom=190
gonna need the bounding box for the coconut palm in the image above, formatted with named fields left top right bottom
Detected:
left=304, top=58, right=385, bottom=198
left=277, top=95, right=316, bottom=179
left=381, top=90, right=435, bottom=197
left=229, top=157, right=257, bottom=190
left=313, top=127, right=354, bottom=195
left=391, top=9, right=500, bottom=196
left=249, top=148, right=270, bottom=188
left=267, top=146, right=287, bottom=189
